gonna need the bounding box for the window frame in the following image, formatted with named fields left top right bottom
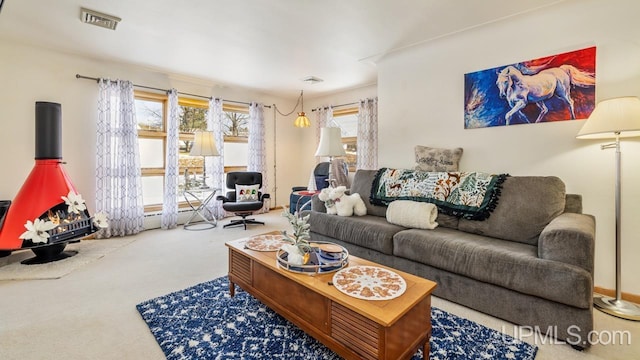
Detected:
left=134, top=91, right=250, bottom=212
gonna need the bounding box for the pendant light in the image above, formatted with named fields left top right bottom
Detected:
left=294, top=90, right=310, bottom=128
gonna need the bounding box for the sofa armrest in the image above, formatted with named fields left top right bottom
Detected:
left=538, top=213, right=595, bottom=274
left=311, top=194, right=326, bottom=213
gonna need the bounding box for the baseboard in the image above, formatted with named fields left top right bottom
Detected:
left=594, top=286, right=640, bottom=304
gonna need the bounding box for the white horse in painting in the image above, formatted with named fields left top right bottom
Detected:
left=496, top=65, right=595, bottom=125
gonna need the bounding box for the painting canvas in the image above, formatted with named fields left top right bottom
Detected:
left=464, top=46, right=596, bottom=129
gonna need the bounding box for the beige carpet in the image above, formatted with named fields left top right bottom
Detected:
left=0, top=238, right=137, bottom=280
left=0, top=210, right=638, bottom=359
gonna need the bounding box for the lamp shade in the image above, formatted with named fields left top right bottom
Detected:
left=190, top=131, right=220, bottom=156
left=294, top=112, right=310, bottom=128
left=577, top=96, right=640, bottom=139
left=315, top=127, right=346, bottom=157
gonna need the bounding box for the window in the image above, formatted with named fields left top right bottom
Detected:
left=221, top=104, right=250, bottom=173
left=134, top=91, right=249, bottom=211
left=136, top=92, right=167, bottom=211
left=332, top=108, right=359, bottom=172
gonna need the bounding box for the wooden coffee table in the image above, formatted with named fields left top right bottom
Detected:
left=226, top=232, right=437, bottom=360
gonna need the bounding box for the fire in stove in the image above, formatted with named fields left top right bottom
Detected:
left=27, top=201, right=95, bottom=245
left=0, top=102, right=103, bottom=264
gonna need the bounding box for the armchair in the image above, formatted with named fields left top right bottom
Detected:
left=217, top=172, right=270, bottom=230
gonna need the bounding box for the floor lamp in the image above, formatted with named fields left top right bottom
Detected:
left=315, top=127, right=346, bottom=188
left=190, top=131, right=220, bottom=189
left=577, top=96, right=640, bottom=321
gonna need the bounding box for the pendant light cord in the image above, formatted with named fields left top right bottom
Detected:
left=274, top=90, right=304, bottom=116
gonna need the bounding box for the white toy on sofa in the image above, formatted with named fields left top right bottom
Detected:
left=318, top=187, right=337, bottom=215
left=330, top=186, right=367, bottom=217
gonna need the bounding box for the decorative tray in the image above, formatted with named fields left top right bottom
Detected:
left=245, top=234, right=289, bottom=252
left=332, top=265, right=407, bottom=300
left=276, top=241, right=349, bottom=275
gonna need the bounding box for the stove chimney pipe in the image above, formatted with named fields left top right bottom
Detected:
left=35, top=102, right=62, bottom=160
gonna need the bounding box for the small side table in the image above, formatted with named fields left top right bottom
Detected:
left=183, top=188, right=219, bottom=230
left=289, top=190, right=319, bottom=214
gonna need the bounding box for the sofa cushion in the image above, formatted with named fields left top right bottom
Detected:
left=309, top=213, right=403, bottom=255
left=351, top=170, right=388, bottom=217
left=436, top=214, right=459, bottom=229
left=457, top=176, right=566, bottom=245
left=393, top=228, right=592, bottom=309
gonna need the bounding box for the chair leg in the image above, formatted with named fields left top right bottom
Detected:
left=223, top=215, right=265, bottom=230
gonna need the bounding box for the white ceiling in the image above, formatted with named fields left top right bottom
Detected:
left=0, top=0, right=565, bottom=99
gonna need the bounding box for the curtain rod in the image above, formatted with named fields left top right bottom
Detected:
left=311, top=101, right=359, bottom=112
left=75, top=74, right=271, bottom=108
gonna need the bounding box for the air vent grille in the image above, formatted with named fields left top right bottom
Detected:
left=301, top=76, right=324, bottom=84
left=81, top=8, right=121, bottom=31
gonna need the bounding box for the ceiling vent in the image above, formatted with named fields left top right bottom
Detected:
left=80, top=8, right=121, bottom=30
left=301, top=76, right=324, bottom=84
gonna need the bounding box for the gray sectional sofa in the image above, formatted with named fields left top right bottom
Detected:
left=309, top=169, right=595, bottom=348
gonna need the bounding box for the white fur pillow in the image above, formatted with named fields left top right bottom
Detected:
left=386, top=200, right=439, bottom=230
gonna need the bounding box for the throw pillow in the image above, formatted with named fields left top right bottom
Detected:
left=414, top=145, right=463, bottom=172
left=236, top=184, right=260, bottom=202
left=386, top=200, right=438, bottom=230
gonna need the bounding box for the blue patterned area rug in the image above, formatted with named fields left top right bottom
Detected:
left=137, top=277, right=537, bottom=360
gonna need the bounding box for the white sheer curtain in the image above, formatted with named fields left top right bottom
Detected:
left=315, top=106, right=333, bottom=146
left=95, top=79, right=144, bottom=238
left=205, top=98, right=226, bottom=219
left=161, top=89, right=179, bottom=229
left=357, top=97, right=378, bottom=170
left=248, top=102, right=268, bottom=212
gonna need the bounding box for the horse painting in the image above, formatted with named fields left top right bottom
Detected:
left=463, top=46, right=596, bottom=129
left=496, top=64, right=595, bottom=125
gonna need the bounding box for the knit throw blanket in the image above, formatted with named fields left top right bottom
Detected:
left=371, top=168, right=508, bottom=220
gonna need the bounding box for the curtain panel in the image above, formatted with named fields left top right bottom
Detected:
left=357, top=98, right=378, bottom=170
left=161, top=89, right=180, bottom=229
left=314, top=106, right=333, bottom=147
left=248, top=102, right=268, bottom=212
left=95, top=79, right=144, bottom=238
left=205, top=98, right=226, bottom=219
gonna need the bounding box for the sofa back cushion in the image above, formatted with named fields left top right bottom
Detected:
left=351, top=170, right=388, bottom=217
left=457, top=176, right=566, bottom=245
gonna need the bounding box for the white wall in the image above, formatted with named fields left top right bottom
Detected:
left=0, top=40, right=303, bottom=215
left=377, top=0, right=640, bottom=293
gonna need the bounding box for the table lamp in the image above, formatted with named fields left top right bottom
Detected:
left=190, top=131, right=220, bottom=189
left=315, top=127, right=346, bottom=187
left=576, top=96, right=640, bottom=321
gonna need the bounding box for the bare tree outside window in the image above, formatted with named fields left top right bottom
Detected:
left=179, top=105, right=208, bottom=152
left=179, top=106, right=208, bottom=132
left=135, top=99, right=163, bottom=131
left=224, top=112, right=249, bottom=137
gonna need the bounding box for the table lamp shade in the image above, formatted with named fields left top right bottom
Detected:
left=576, top=96, right=640, bottom=139
left=190, top=131, right=220, bottom=156
left=315, top=127, right=346, bottom=157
